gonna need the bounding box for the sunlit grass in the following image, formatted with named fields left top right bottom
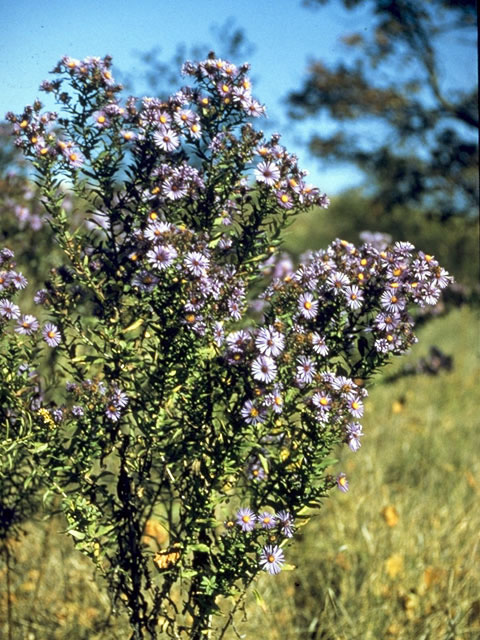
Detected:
left=1, top=306, right=479, bottom=639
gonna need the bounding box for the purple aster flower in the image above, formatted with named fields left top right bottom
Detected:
left=298, top=292, right=318, bottom=319
left=254, top=161, right=280, bottom=186
left=331, top=376, right=357, bottom=400
left=296, top=355, right=316, bottom=386
left=153, top=128, right=179, bottom=152
left=327, top=271, right=350, bottom=295
left=337, top=473, right=349, bottom=493
left=380, top=290, right=406, bottom=313
left=241, top=399, right=265, bottom=425
left=251, top=355, right=277, bottom=384
left=120, top=130, right=136, bottom=142
left=264, top=385, right=284, bottom=414
left=346, top=422, right=363, bottom=452
left=258, top=512, right=277, bottom=529
left=52, top=408, right=64, bottom=424
left=236, top=507, right=256, bottom=532
left=244, top=98, right=265, bottom=118
left=248, top=462, right=266, bottom=482
left=0, top=248, right=15, bottom=264
left=187, top=122, right=202, bottom=139
left=226, top=329, right=250, bottom=352
left=72, top=405, right=84, bottom=417
left=418, top=282, right=441, bottom=306
left=311, top=332, right=329, bottom=356
left=155, top=110, right=171, bottom=126
left=312, top=391, right=332, bottom=411
left=42, top=322, right=62, bottom=347
left=105, top=403, right=122, bottom=422
left=375, top=337, right=394, bottom=353
left=0, top=299, right=20, bottom=319
left=255, top=326, right=285, bottom=358
left=276, top=510, right=295, bottom=538
left=111, top=387, right=129, bottom=408
left=276, top=191, right=294, bottom=209
left=228, top=298, right=243, bottom=321
left=0, top=271, right=12, bottom=290
left=184, top=251, right=209, bottom=277
left=213, top=321, right=224, bottom=346
left=348, top=396, right=364, bottom=418
left=15, top=314, right=39, bottom=335
left=259, top=545, right=285, bottom=575
left=146, top=244, right=178, bottom=270
left=162, top=177, right=188, bottom=200
left=374, top=312, right=401, bottom=331
left=92, top=110, right=110, bottom=128
left=65, top=148, right=85, bottom=168
left=132, top=270, right=159, bottom=292
left=144, top=220, right=172, bottom=242
left=9, top=271, right=28, bottom=290
left=174, top=108, right=196, bottom=126
left=345, top=285, right=364, bottom=310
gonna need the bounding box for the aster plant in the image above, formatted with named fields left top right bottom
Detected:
left=3, top=53, right=452, bottom=639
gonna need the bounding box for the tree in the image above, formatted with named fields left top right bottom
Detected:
left=287, top=0, right=478, bottom=219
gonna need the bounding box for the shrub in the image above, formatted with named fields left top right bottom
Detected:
left=2, top=53, right=452, bottom=639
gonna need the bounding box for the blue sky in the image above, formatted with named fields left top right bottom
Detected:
left=1, top=0, right=475, bottom=195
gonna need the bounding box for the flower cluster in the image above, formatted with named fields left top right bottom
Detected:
left=230, top=507, right=295, bottom=576
left=0, top=248, right=62, bottom=347
left=64, top=378, right=129, bottom=423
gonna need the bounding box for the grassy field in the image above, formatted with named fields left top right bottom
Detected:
left=1, top=305, right=479, bottom=639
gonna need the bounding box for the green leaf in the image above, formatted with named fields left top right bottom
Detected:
left=67, top=529, right=86, bottom=540
left=258, top=453, right=269, bottom=473
left=189, top=543, right=210, bottom=553
left=180, top=569, right=198, bottom=579
left=122, top=318, right=144, bottom=334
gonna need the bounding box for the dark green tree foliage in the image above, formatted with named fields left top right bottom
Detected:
left=289, top=0, right=478, bottom=219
